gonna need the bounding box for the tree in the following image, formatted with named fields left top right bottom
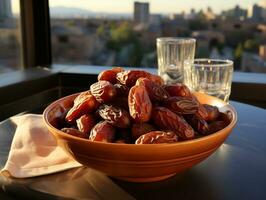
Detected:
left=234, top=43, right=243, bottom=69
left=243, top=39, right=259, bottom=52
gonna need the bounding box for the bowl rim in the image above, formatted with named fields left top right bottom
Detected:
left=43, top=92, right=237, bottom=148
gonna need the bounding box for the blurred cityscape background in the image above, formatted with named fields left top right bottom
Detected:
left=0, top=0, right=266, bottom=73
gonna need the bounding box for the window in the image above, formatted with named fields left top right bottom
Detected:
left=48, top=0, right=266, bottom=73
left=0, top=0, right=22, bottom=74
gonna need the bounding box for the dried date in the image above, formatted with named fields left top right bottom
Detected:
left=89, top=121, right=115, bottom=142
left=203, top=104, right=219, bottom=122
left=136, top=78, right=168, bottom=102
left=185, top=115, right=209, bottom=135
left=116, top=70, right=151, bottom=87
left=152, top=107, right=195, bottom=140
left=135, top=131, right=178, bottom=144
left=98, top=67, right=124, bottom=84
left=128, top=85, right=152, bottom=122
left=66, top=91, right=99, bottom=123
left=76, top=114, right=95, bottom=134
left=90, top=80, right=117, bottom=103
left=164, top=96, right=199, bottom=115
left=164, top=84, right=192, bottom=97
left=98, top=104, right=131, bottom=128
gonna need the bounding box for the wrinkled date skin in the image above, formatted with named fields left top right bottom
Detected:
left=152, top=107, right=195, bottom=140
left=61, top=128, right=88, bottom=138
left=66, top=91, right=99, bottom=123
left=131, top=123, right=156, bottom=140
left=203, top=104, right=219, bottom=122
left=89, top=121, right=115, bottom=142
left=135, top=131, right=178, bottom=144
left=76, top=114, right=95, bottom=134
left=164, top=84, right=192, bottom=97
left=186, top=115, right=209, bottom=135
left=128, top=85, right=152, bottom=122
left=114, top=83, right=130, bottom=97
left=136, top=78, right=169, bottom=102
left=164, top=96, right=199, bottom=115
left=98, top=104, right=131, bottom=128
left=116, top=70, right=152, bottom=87
left=90, top=80, right=117, bottom=103
left=98, top=67, right=124, bottom=84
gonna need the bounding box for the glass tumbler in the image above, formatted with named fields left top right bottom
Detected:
left=157, top=37, right=196, bottom=84
left=188, top=59, right=234, bottom=102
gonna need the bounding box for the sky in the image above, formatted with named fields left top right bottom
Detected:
left=12, top=0, right=264, bottom=14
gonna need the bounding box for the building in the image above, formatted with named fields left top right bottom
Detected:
left=221, top=5, right=247, bottom=20
left=252, top=4, right=263, bottom=21
left=241, top=45, right=266, bottom=72
left=0, top=0, right=12, bottom=19
left=0, top=0, right=14, bottom=28
left=134, top=2, right=149, bottom=25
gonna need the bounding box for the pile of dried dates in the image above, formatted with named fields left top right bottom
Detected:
left=57, top=67, right=231, bottom=144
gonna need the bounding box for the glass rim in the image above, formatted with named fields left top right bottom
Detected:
left=156, top=37, right=196, bottom=43
left=193, top=58, right=233, bottom=67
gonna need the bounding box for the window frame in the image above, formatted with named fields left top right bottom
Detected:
left=20, top=0, right=51, bottom=68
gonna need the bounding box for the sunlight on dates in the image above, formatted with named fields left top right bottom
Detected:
left=98, top=67, right=124, bottom=84
left=90, top=80, right=117, bottom=103
left=152, top=107, right=195, bottom=140
left=128, top=85, right=152, bottom=122
left=76, top=114, right=95, bottom=134
left=65, top=91, right=99, bottom=123
left=98, top=104, right=131, bottom=128
left=89, top=121, right=115, bottom=142
left=135, top=131, right=178, bottom=144
left=60, top=67, right=231, bottom=144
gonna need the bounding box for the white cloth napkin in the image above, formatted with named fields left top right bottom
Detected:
left=1, top=114, right=82, bottom=178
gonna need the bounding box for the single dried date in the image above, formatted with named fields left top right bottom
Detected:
left=135, top=131, right=178, bottom=144
left=136, top=78, right=168, bottom=102
left=203, top=104, right=219, bottom=122
left=116, top=70, right=151, bottom=87
left=90, top=80, right=117, bottom=103
left=152, top=107, right=195, bottom=140
left=76, top=114, right=95, bottom=134
left=185, top=115, right=209, bottom=135
left=164, top=84, right=192, bottom=97
left=65, top=91, right=99, bottom=123
left=98, top=67, right=124, bottom=84
left=89, top=121, right=115, bottom=142
left=128, top=85, right=152, bottom=122
left=164, top=96, right=199, bottom=115
left=98, top=104, right=131, bottom=128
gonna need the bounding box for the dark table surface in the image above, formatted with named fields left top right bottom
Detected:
left=0, top=101, right=266, bottom=200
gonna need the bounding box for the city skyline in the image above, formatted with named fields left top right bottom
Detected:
left=11, top=0, right=264, bottom=15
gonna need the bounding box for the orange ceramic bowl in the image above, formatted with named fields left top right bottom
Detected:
left=43, top=92, right=237, bottom=182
